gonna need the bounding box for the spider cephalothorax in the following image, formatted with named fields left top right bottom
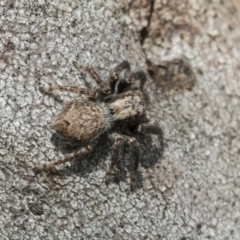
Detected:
left=35, top=61, right=161, bottom=190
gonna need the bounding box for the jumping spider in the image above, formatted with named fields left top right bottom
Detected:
left=35, top=61, right=161, bottom=190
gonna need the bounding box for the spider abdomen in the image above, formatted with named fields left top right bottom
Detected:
left=50, top=99, right=109, bottom=144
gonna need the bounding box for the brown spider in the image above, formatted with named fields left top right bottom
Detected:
left=35, top=61, right=161, bottom=190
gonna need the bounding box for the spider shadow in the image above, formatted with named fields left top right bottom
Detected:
left=49, top=133, right=110, bottom=177
left=49, top=126, right=164, bottom=191
left=135, top=129, right=164, bottom=190
left=139, top=132, right=164, bottom=167
left=106, top=128, right=164, bottom=191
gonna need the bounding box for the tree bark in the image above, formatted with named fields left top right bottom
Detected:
left=0, top=0, right=239, bottom=239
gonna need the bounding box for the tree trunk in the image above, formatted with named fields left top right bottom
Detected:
left=0, top=1, right=239, bottom=239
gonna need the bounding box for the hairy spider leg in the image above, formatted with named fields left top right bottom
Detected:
left=128, top=136, right=139, bottom=191
left=109, top=61, right=131, bottom=93
left=73, top=61, right=111, bottom=95
left=110, top=60, right=130, bottom=82
left=39, top=86, right=99, bottom=99
left=105, top=133, right=140, bottom=191
left=105, top=133, right=124, bottom=183
left=121, top=70, right=147, bottom=91
left=34, top=144, right=94, bottom=172
left=133, top=123, right=163, bottom=136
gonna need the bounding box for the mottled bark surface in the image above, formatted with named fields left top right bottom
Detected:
left=0, top=0, right=240, bottom=239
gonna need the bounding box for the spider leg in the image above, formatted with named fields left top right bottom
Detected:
left=40, top=86, right=99, bottom=99
left=133, top=123, right=163, bottom=136
left=110, top=61, right=130, bottom=91
left=34, top=144, right=94, bottom=172
left=110, top=61, right=130, bottom=81
left=73, top=61, right=111, bottom=95
left=120, top=71, right=147, bottom=92
left=128, top=136, right=139, bottom=191
left=105, top=133, right=124, bottom=183
left=105, top=133, right=140, bottom=190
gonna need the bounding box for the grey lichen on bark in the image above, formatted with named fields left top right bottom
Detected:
left=0, top=0, right=240, bottom=239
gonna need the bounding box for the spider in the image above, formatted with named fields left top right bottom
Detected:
left=35, top=61, right=162, bottom=190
